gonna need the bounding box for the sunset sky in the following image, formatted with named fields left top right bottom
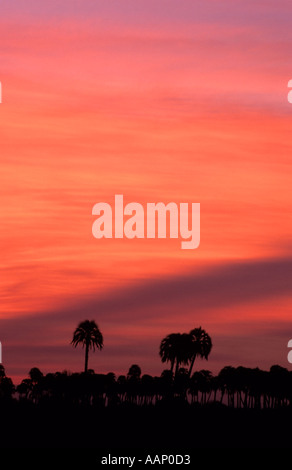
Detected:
left=1, top=0, right=292, bottom=384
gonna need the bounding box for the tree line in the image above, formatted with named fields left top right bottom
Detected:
left=0, top=363, right=292, bottom=410
left=0, top=320, right=291, bottom=410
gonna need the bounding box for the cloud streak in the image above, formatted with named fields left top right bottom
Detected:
left=3, top=255, right=292, bottom=333
left=1, top=256, right=292, bottom=382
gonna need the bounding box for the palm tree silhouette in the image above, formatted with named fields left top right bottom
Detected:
left=71, top=320, right=103, bottom=373
left=159, top=333, right=179, bottom=373
left=127, top=364, right=142, bottom=379
left=188, top=327, right=212, bottom=377
left=160, top=333, right=193, bottom=376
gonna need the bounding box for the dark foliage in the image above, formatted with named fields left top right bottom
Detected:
left=0, top=364, right=292, bottom=448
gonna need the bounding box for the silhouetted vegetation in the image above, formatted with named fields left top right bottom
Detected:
left=159, top=327, right=212, bottom=376
left=6, top=364, right=292, bottom=409
left=0, top=363, right=292, bottom=448
left=0, top=324, right=291, bottom=448
left=71, top=320, right=103, bottom=373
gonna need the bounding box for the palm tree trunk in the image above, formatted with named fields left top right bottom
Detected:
left=85, top=342, right=89, bottom=373
left=188, top=354, right=196, bottom=377
left=170, top=359, right=175, bottom=373
left=175, top=359, right=180, bottom=377
left=214, top=389, right=217, bottom=402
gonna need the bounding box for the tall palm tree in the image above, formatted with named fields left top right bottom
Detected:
left=159, top=333, right=193, bottom=376
left=218, top=365, right=237, bottom=407
left=188, top=327, right=212, bottom=377
left=159, top=333, right=178, bottom=373
left=71, top=320, right=103, bottom=373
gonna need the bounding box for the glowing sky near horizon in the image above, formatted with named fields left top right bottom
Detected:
left=1, top=0, right=292, bottom=383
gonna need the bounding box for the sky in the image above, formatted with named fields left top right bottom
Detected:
left=1, top=0, right=292, bottom=384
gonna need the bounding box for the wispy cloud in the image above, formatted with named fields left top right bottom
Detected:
left=1, top=0, right=292, bottom=383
